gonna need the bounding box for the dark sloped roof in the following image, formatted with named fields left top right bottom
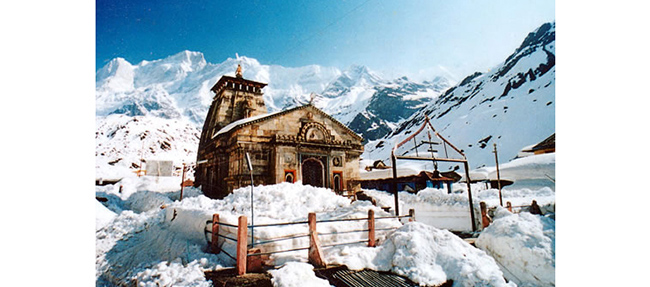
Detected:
left=418, top=171, right=454, bottom=182
left=531, top=133, right=555, bottom=152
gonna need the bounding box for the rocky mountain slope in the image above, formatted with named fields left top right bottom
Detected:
left=365, top=22, right=555, bottom=169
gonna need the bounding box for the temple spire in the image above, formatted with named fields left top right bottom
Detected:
left=235, top=63, right=243, bottom=78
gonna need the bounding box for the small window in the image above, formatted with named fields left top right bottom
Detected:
left=285, top=170, right=296, bottom=183
left=333, top=172, right=343, bottom=193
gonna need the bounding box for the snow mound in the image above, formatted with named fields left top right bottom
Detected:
left=384, top=222, right=514, bottom=286
left=327, top=222, right=514, bottom=287
left=96, top=200, right=117, bottom=231
left=126, top=190, right=174, bottom=213
left=217, top=182, right=353, bottom=220
left=96, top=181, right=396, bottom=286
left=268, top=262, right=332, bottom=287
left=97, top=177, right=552, bottom=286
left=134, top=258, right=213, bottom=287
left=475, top=208, right=555, bottom=286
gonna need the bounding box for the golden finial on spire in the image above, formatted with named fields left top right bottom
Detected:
left=235, top=63, right=243, bottom=78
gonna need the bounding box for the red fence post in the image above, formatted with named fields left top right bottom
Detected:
left=506, top=201, right=513, bottom=212
left=236, top=216, right=248, bottom=275
left=308, top=213, right=326, bottom=268
left=480, top=201, right=491, bottom=229
left=211, top=214, right=220, bottom=254
left=368, top=209, right=376, bottom=247
left=408, top=209, right=415, bottom=222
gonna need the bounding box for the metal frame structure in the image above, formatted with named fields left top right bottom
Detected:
left=390, top=116, right=477, bottom=231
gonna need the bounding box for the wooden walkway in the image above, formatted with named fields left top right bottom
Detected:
left=205, top=265, right=453, bottom=287
left=315, top=266, right=452, bottom=287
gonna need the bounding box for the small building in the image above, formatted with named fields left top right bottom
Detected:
left=195, top=65, right=364, bottom=199
left=360, top=168, right=456, bottom=194
left=364, top=160, right=390, bottom=171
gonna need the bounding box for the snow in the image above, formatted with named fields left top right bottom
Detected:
left=361, top=184, right=555, bottom=233
left=134, top=259, right=213, bottom=287
left=95, top=114, right=200, bottom=179
left=326, top=222, right=515, bottom=286
left=97, top=151, right=555, bottom=286
left=94, top=23, right=557, bottom=286
left=212, top=108, right=286, bottom=138
left=470, top=153, right=555, bottom=182
left=365, top=23, right=555, bottom=170
left=476, top=208, right=555, bottom=287
left=359, top=167, right=419, bottom=180
left=358, top=152, right=555, bottom=232
left=96, top=200, right=117, bottom=231
left=268, top=262, right=332, bottom=287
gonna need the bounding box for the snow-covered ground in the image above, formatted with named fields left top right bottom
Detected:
left=476, top=207, right=555, bottom=287
left=95, top=152, right=555, bottom=286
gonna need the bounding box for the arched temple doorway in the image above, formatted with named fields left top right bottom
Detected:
left=301, top=157, right=325, bottom=188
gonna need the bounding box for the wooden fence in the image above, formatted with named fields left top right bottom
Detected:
left=205, top=209, right=415, bottom=275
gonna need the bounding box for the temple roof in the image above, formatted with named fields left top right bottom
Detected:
left=212, top=104, right=364, bottom=142
left=210, top=75, right=267, bottom=95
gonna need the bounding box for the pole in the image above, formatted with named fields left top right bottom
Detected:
left=368, top=210, right=375, bottom=247
left=463, top=161, right=477, bottom=232
left=480, top=201, right=491, bottom=228
left=236, top=216, right=247, bottom=275
left=408, top=208, right=415, bottom=222
left=211, top=214, right=220, bottom=254
left=180, top=163, right=186, bottom=201
left=308, top=213, right=326, bottom=267
left=249, top=171, right=254, bottom=247
left=428, top=131, right=437, bottom=171
left=245, top=152, right=254, bottom=247
left=493, top=143, right=503, bottom=206
left=139, top=139, right=146, bottom=177
left=413, top=136, right=419, bottom=157
left=391, top=151, right=399, bottom=216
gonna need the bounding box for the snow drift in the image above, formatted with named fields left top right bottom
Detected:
left=476, top=207, right=555, bottom=287
left=326, top=222, right=515, bottom=286
left=97, top=176, right=549, bottom=286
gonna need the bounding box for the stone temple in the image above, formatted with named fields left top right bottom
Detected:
left=195, top=65, right=364, bottom=199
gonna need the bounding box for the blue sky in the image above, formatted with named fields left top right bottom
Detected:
left=97, top=0, right=554, bottom=81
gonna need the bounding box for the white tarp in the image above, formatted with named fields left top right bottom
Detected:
left=146, top=160, right=174, bottom=176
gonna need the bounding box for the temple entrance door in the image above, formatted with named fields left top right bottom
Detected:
left=301, top=157, right=325, bottom=188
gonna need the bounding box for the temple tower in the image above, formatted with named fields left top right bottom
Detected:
left=200, top=64, right=268, bottom=144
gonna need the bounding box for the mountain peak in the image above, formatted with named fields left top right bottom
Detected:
left=344, top=65, right=380, bottom=81
left=167, top=50, right=205, bottom=60
left=491, top=22, right=555, bottom=82
left=96, top=57, right=135, bottom=92
left=97, top=57, right=133, bottom=76
left=509, top=22, right=555, bottom=60
left=163, top=50, right=207, bottom=71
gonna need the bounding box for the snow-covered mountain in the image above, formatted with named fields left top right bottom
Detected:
left=365, top=22, right=555, bottom=169
left=96, top=22, right=554, bottom=176
left=96, top=52, right=451, bottom=175
left=95, top=114, right=201, bottom=179
left=96, top=52, right=450, bottom=131
left=345, top=76, right=451, bottom=141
